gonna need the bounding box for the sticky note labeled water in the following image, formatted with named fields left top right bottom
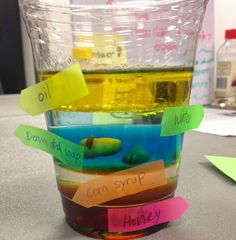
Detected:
left=72, top=160, right=167, bottom=208
left=205, top=155, right=236, bottom=181
left=108, top=196, right=188, bottom=232
left=161, top=104, right=204, bottom=136
left=20, top=63, right=88, bottom=116
left=14, top=125, right=84, bottom=170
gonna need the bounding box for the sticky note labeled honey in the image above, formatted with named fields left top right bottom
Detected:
left=14, top=124, right=84, bottom=170
left=72, top=160, right=167, bottom=208
left=161, top=104, right=204, bottom=136
left=108, top=196, right=188, bottom=232
left=20, top=63, right=88, bottom=115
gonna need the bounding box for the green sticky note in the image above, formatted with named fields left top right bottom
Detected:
left=14, top=125, right=84, bottom=170
left=205, top=155, right=236, bottom=181
left=161, top=104, right=204, bottom=136
left=20, top=63, right=89, bottom=116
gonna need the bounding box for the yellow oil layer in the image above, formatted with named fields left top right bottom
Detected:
left=38, top=68, right=193, bottom=112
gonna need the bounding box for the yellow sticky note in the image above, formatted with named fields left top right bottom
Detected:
left=20, top=63, right=88, bottom=115
left=74, top=34, right=127, bottom=65
left=72, top=160, right=167, bottom=208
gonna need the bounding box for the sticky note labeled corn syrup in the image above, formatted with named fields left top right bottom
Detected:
left=205, top=155, right=236, bottom=181
left=20, top=63, right=88, bottom=116
left=108, top=196, right=188, bottom=232
left=14, top=125, right=84, bottom=170
left=161, top=104, right=204, bottom=136
left=72, top=160, right=167, bottom=208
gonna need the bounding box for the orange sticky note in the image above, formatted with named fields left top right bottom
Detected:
left=72, top=160, right=167, bottom=208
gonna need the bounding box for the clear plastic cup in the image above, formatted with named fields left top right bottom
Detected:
left=20, top=0, right=208, bottom=238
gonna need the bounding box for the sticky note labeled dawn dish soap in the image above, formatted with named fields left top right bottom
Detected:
left=72, top=160, right=167, bottom=208
left=20, top=63, right=88, bottom=116
left=14, top=125, right=84, bottom=170
left=161, top=104, right=204, bottom=136
left=205, top=155, right=236, bottom=181
left=108, top=196, right=188, bottom=232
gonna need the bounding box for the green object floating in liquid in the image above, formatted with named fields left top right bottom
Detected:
left=80, top=136, right=122, bottom=158
left=122, top=145, right=150, bottom=165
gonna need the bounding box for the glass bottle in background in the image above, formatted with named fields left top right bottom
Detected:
left=213, top=29, right=236, bottom=109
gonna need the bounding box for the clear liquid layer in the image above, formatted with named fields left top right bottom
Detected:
left=48, top=110, right=183, bottom=193
left=44, top=67, right=191, bottom=237
left=48, top=117, right=182, bottom=237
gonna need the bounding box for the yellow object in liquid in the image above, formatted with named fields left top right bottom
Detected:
left=38, top=68, right=193, bottom=112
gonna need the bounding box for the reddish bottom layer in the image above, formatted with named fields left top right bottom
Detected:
left=66, top=216, right=169, bottom=239
left=61, top=194, right=173, bottom=239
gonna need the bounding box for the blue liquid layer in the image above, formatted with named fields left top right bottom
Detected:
left=50, top=124, right=183, bottom=171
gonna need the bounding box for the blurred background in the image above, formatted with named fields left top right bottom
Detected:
left=0, top=0, right=26, bottom=93
left=0, top=0, right=234, bottom=102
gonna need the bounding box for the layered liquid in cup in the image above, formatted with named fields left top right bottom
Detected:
left=43, top=67, right=192, bottom=238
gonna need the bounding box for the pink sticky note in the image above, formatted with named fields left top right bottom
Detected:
left=108, top=196, right=188, bottom=232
